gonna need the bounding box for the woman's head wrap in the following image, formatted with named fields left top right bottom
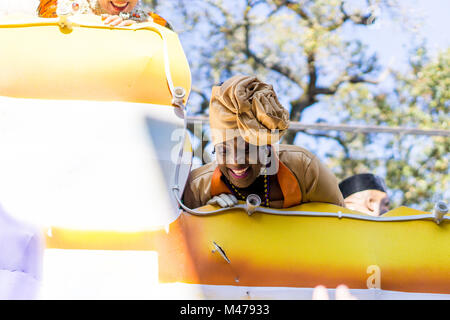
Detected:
left=209, top=75, right=290, bottom=146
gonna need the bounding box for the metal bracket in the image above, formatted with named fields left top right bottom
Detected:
left=433, top=201, right=448, bottom=225
left=246, top=194, right=261, bottom=216
left=172, top=87, right=186, bottom=109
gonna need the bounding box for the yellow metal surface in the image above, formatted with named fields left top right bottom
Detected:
left=46, top=203, right=450, bottom=294
left=0, top=16, right=191, bottom=105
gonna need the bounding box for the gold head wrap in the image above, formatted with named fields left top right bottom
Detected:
left=209, top=75, right=290, bottom=146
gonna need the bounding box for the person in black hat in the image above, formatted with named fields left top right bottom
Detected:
left=339, top=173, right=390, bottom=216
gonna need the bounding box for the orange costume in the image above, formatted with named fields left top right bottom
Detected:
left=37, top=0, right=58, bottom=18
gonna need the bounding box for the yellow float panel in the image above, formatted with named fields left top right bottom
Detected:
left=0, top=15, right=191, bottom=105
left=46, top=203, right=450, bottom=295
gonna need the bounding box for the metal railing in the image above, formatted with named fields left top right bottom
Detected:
left=187, top=116, right=450, bottom=137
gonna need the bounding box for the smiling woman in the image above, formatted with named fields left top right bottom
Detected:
left=183, top=75, right=345, bottom=210
left=37, top=0, right=172, bottom=29
left=97, top=0, right=138, bottom=15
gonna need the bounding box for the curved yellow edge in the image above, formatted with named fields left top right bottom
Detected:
left=0, top=16, right=191, bottom=105
left=45, top=203, right=450, bottom=294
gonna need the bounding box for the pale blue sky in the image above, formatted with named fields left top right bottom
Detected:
left=301, top=0, right=450, bottom=122
left=299, top=0, right=449, bottom=135
left=349, top=0, right=450, bottom=69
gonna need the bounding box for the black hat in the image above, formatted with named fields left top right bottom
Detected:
left=339, top=173, right=387, bottom=199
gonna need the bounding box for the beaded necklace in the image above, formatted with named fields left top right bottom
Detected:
left=227, top=168, right=270, bottom=207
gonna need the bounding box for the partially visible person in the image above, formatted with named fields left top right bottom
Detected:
left=183, top=75, right=344, bottom=209
left=339, top=173, right=390, bottom=216
left=37, top=0, right=172, bottom=28
left=0, top=203, right=44, bottom=299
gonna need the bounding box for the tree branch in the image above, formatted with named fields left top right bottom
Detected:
left=242, top=3, right=303, bottom=85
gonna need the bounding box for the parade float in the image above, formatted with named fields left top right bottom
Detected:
left=0, top=10, right=448, bottom=299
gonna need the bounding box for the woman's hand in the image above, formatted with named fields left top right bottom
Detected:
left=207, top=194, right=238, bottom=208
left=101, top=14, right=136, bottom=27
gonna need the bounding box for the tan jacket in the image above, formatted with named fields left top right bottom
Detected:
left=183, top=144, right=344, bottom=209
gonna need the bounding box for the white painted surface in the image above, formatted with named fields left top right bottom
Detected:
left=0, top=0, right=39, bottom=16
left=40, top=249, right=160, bottom=299
left=0, top=97, right=188, bottom=231
left=39, top=249, right=207, bottom=300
